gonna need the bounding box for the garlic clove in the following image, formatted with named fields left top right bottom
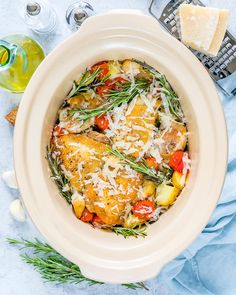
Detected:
left=9, top=199, right=26, bottom=222
left=2, top=170, right=18, bottom=189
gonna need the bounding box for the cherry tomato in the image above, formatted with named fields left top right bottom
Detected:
left=92, top=215, right=104, bottom=225
left=96, top=77, right=128, bottom=96
left=80, top=208, right=94, bottom=223
left=94, top=114, right=109, bottom=131
left=90, top=62, right=109, bottom=79
left=132, top=200, right=156, bottom=221
left=112, top=77, right=128, bottom=90
left=169, top=150, right=189, bottom=173
left=146, top=157, right=159, bottom=170
left=96, top=79, right=113, bottom=96
left=53, top=125, right=66, bottom=136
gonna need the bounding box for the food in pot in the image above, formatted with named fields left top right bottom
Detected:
left=47, top=59, right=191, bottom=238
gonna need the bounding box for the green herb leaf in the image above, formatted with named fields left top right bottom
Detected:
left=133, top=60, right=184, bottom=121
left=158, top=75, right=184, bottom=120
left=66, top=67, right=102, bottom=98
left=46, top=144, right=72, bottom=204
left=69, top=78, right=151, bottom=122
left=7, top=238, right=148, bottom=291
left=112, top=226, right=147, bottom=238
left=107, top=147, right=172, bottom=184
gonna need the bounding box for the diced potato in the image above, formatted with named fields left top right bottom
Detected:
left=136, top=69, right=153, bottom=81
left=108, top=60, right=121, bottom=76
left=122, top=60, right=142, bottom=75
left=142, top=180, right=156, bottom=197
left=124, top=214, right=143, bottom=228
left=72, top=198, right=86, bottom=219
left=172, top=171, right=186, bottom=190
left=156, top=184, right=180, bottom=206
left=67, top=91, right=103, bottom=109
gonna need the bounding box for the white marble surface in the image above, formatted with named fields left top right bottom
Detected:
left=0, top=0, right=235, bottom=295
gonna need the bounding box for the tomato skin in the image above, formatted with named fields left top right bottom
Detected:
left=80, top=209, right=94, bottom=223
left=112, top=77, right=128, bottom=90
left=146, top=157, right=159, bottom=170
left=96, top=79, right=113, bottom=96
left=53, top=125, right=66, bottom=136
left=169, top=150, right=188, bottom=173
left=132, top=200, right=156, bottom=221
left=96, top=77, right=128, bottom=96
left=113, top=77, right=127, bottom=84
left=94, top=114, right=109, bottom=131
left=91, top=62, right=109, bottom=79
left=92, top=215, right=104, bottom=225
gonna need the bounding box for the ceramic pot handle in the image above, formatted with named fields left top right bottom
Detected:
left=78, top=9, right=166, bottom=37
left=79, top=261, right=163, bottom=284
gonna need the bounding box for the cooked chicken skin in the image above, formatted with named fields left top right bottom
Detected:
left=59, top=92, right=105, bottom=134
left=55, top=134, right=107, bottom=192
left=84, top=171, right=142, bottom=225
left=86, top=131, right=110, bottom=144
left=54, top=134, right=142, bottom=225
left=156, top=121, right=187, bottom=160
left=112, top=97, right=162, bottom=158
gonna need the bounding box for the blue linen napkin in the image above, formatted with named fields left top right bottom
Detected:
left=155, top=89, right=236, bottom=295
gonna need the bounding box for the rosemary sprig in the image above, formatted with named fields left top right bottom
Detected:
left=112, top=226, right=147, bottom=238
left=133, top=60, right=184, bottom=121
left=7, top=238, right=148, bottom=291
left=133, top=59, right=159, bottom=77
left=108, top=147, right=172, bottom=184
left=158, top=75, right=184, bottom=120
left=66, top=67, right=102, bottom=98
left=46, top=144, right=72, bottom=204
left=69, top=78, right=151, bottom=122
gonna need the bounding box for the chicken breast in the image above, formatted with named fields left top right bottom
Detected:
left=112, top=96, right=161, bottom=158
left=83, top=155, right=143, bottom=225
left=54, top=134, right=142, bottom=225
left=54, top=134, right=107, bottom=192
left=156, top=121, right=187, bottom=160
left=59, top=91, right=105, bottom=134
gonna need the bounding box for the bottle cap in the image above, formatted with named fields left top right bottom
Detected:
left=66, top=1, right=94, bottom=31
left=26, top=2, right=41, bottom=16
left=74, top=9, right=88, bottom=24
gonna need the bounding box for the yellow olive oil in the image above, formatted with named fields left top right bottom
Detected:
left=0, top=35, right=44, bottom=93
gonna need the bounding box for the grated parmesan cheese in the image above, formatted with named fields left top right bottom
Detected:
left=182, top=152, right=191, bottom=175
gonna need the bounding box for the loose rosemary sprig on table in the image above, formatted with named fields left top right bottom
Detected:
left=69, top=78, right=151, bottom=122
left=112, top=226, right=147, bottom=238
left=7, top=238, right=148, bottom=291
left=107, top=147, right=172, bottom=184
left=46, top=144, right=72, bottom=204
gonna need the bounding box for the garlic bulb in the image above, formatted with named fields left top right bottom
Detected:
left=2, top=170, right=18, bottom=189
left=9, top=199, right=26, bottom=222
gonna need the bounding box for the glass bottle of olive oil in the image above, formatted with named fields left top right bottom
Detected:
left=0, top=34, right=44, bottom=92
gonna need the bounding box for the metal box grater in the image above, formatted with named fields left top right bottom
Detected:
left=149, top=0, right=236, bottom=96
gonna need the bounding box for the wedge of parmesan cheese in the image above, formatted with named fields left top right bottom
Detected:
left=179, top=4, right=229, bottom=57
left=208, top=9, right=229, bottom=56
